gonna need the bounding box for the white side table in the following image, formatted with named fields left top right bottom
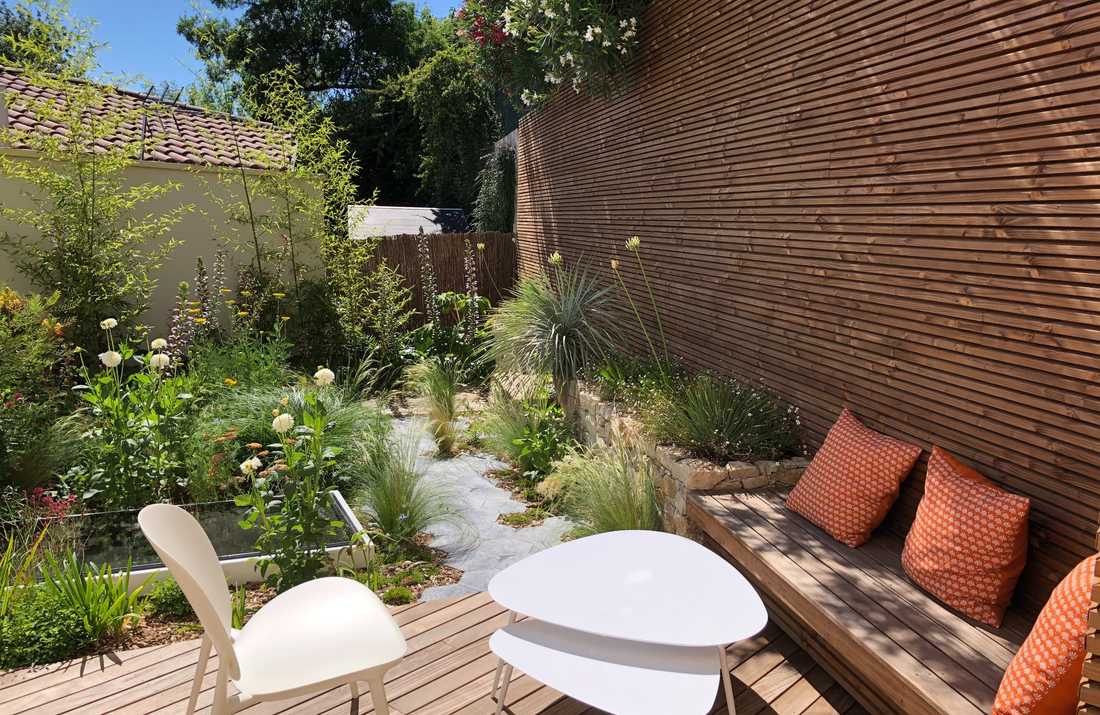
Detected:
left=488, top=530, right=767, bottom=714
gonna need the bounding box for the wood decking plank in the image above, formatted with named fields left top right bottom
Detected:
left=6, top=594, right=849, bottom=714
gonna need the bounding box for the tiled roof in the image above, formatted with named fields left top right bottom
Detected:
left=0, top=68, right=288, bottom=169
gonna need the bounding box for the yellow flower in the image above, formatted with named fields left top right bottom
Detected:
left=476, top=242, right=486, bottom=252
left=280, top=315, right=290, bottom=321
left=237, top=310, right=249, bottom=318
left=626, top=235, right=641, bottom=251
left=187, top=308, right=201, bottom=314
left=271, top=408, right=280, bottom=417
left=272, top=292, right=286, bottom=299
left=240, top=290, right=253, bottom=297
left=226, top=299, right=237, bottom=306
left=193, top=317, right=208, bottom=325
left=224, top=377, right=238, bottom=386
left=219, top=288, right=231, bottom=294
left=280, top=396, right=289, bottom=406
left=548, top=251, right=563, bottom=266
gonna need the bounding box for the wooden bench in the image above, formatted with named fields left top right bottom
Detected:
left=688, top=490, right=1033, bottom=715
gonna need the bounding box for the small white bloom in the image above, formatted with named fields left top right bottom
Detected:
left=313, top=367, right=336, bottom=386
left=240, top=456, right=263, bottom=475
left=150, top=353, right=171, bottom=370
left=272, top=412, right=294, bottom=434
left=150, top=338, right=168, bottom=350
left=99, top=350, right=122, bottom=368
left=620, top=18, right=628, bottom=28
left=99, top=318, right=118, bottom=330
left=585, top=25, right=601, bottom=41
left=544, top=8, right=556, bottom=18
left=602, top=39, right=611, bottom=47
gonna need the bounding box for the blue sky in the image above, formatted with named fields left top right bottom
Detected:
left=70, top=1, right=460, bottom=90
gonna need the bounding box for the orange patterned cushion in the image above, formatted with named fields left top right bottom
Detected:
left=786, top=408, right=921, bottom=547
left=993, top=553, right=1095, bottom=715
left=901, top=447, right=1029, bottom=627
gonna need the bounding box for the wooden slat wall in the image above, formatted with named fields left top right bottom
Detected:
left=514, top=0, right=1100, bottom=612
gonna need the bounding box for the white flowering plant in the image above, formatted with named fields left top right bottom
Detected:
left=235, top=391, right=346, bottom=592
left=67, top=321, right=197, bottom=508
left=456, top=0, right=647, bottom=106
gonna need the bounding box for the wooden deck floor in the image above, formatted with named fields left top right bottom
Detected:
left=0, top=592, right=865, bottom=715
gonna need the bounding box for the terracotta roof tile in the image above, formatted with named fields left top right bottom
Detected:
left=0, top=67, right=289, bottom=169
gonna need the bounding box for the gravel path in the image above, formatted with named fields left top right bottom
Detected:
left=390, top=417, right=573, bottom=600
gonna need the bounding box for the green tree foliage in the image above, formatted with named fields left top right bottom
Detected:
left=0, top=1, right=189, bottom=348
left=0, top=0, right=75, bottom=71
left=473, top=145, right=516, bottom=232
left=401, top=44, right=500, bottom=211
left=179, top=2, right=498, bottom=209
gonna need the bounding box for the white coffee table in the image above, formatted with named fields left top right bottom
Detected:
left=487, top=530, right=767, bottom=714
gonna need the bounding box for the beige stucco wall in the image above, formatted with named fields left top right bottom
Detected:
left=0, top=152, right=322, bottom=333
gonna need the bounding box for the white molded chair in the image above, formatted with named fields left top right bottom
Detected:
left=138, top=503, right=407, bottom=715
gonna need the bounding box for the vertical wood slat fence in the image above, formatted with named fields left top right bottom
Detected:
left=360, top=231, right=516, bottom=325
left=514, top=0, right=1100, bottom=612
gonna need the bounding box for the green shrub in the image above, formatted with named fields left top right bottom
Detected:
left=405, top=356, right=464, bottom=456
left=0, top=586, right=92, bottom=669
left=0, top=287, right=69, bottom=400
left=487, top=264, right=617, bottom=400
left=186, top=334, right=293, bottom=393
left=39, top=553, right=143, bottom=643
left=594, top=353, right=678, bottom=409
left=478, top=383, right=573, bottom=479
left=145, top=577, right=194, bottom=619
left=381, top=585, right=415, bottom=605
left=351, top=427, right=454, bottom=557
left=191, top=382, right=389, bottom=500
left=554, top=440, right=663, bottom=536
left=643, top=373, right=801, bottom=462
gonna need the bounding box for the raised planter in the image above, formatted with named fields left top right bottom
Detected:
left=569, top=386, right=810, bottom=536
left=44, top=490, right=371, bottom=593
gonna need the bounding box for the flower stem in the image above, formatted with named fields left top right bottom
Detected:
left=632, top=248, right=670, bottom=366
left=612, top=265, right=660, bottom=368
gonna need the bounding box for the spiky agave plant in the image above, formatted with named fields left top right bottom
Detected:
left=487, top=263, right=618, bottom=403
left=405, top=355, right=465, bottom=455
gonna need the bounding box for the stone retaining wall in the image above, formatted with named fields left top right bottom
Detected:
left=568, top=386, right=810, bottom=536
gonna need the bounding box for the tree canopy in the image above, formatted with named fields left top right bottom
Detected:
left=179, top=0, right=500, bottom=213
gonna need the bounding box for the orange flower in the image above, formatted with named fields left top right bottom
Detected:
left=246, top=442, right=263, bottom=450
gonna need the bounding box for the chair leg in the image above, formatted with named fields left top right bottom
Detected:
left=719, top=645, right=735, bottom=714
left=366, top=671, right=389, bottom=715
left=187, top=636, right=211, bottom=715
left=212, top=663, right=231, bottom=715
left=350, top=681, right=360, bottom=700
left=495, top=663, right=514, bottom=715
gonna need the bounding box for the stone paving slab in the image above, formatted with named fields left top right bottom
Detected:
left=388, top=417, right=572, bottom=601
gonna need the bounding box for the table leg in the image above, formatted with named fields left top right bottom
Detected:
left=495, top=663, right=514, bottom=715
left=719, top=645, right=735, bottom=714
left=492, top=611, right=517, bottom=702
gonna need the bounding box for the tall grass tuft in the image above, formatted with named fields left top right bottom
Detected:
left=405, top=356, right=464, bottom=455
left=555, top=440, right=663, bottom=536
left=488, top=265, right=617, bottom=400
left=477, top=381, right=572, bottom=478
left=351, top=426, right=455, bottom=557
left=39, top=553, right=143, bottom=642
left=644, top=373, right=801, bottom=462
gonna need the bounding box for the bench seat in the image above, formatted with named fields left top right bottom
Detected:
left=688, top=490, right=1032, bottom=715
